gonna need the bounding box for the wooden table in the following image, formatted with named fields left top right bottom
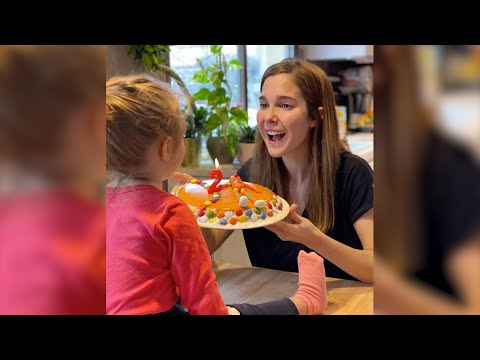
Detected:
left=213, top=263, right=373, bottom=315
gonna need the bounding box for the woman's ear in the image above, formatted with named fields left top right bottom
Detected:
left=310, top=106, right=324, bottom=128
left=318, top=106, right=324, bottom=119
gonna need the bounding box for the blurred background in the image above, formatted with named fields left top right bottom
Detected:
left=374, top=45, right=479, bottom=314
left=417, top=45, right=479, bottom=160
left=0, top=46, right=106, bottom=314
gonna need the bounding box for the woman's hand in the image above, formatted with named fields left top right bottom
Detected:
left=265, top=204, right=322, bottom=246
left=169, top=171, right=194, bottom=194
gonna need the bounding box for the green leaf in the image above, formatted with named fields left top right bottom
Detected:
left=211, top=45, right=222, bottom=54
left=226, top=130, right=239, bottom=157
left=208, top=88, right=228, bottom=107
left=211, top=70, right=224, bottom=88
left=142, top=53, right=153, bottom=71
left=229, top=59, right=242, bottom=69
left=231, top=108, right=249, bottom=127
left=194, top=106, right=209, bottom=132
left=214, top=87, right=227, bottom=99
left=193, top=88, right=210, bottom=101
left=238, top=125, right=257, bottom=143
left=232, top=116, right=248, bottom=127
left=151, top=55, right=160, bottom=68
left=192, top=71, right=210, bottom=84
left=158, top=45, right=170, bottom=53
left=217, top=107, right=229, bottom=122
left=205, top=114, right=222, bottom=133
left=194, top=106, right=208, bottom=119
left=230, top=107, right=248, bottom=118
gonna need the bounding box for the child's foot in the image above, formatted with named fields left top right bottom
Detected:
left=294, top=250, right=327, bottom=315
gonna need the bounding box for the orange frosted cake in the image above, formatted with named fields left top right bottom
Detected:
left=174, top=174, right=290, bottom=229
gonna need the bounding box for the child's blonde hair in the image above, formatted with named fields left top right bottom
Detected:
left=106, top=74, right=184, bottom=178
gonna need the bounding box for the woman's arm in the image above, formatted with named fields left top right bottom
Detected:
left=375, top=231, right=480, bottom=314
left=266, top=206, right=373, bottom=283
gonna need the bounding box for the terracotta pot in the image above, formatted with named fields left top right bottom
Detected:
left=181, top=137, right=202, bottom=167
left=206, top=136, right=234, bottom=164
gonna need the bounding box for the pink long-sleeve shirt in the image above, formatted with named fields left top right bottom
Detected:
left=0, top=188, right=106, bottom=314
left=106, top=185, right=228, bottom=315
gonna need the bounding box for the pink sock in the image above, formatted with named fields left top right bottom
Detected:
left=294, top=250, right=327, bottom=315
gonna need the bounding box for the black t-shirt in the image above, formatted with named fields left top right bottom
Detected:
left=238, top=152, right=374, bottom=281
left=413, top=133, right=480, bottom=297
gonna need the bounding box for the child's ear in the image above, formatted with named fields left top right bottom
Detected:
left=159, top=136, right=174, bottom=161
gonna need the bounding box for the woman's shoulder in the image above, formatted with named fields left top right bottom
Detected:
left=428, top=132, right=477, bottom=177
left=237, top=158, right=253, bottom=180
left=339, top=151, right=373, bottom=176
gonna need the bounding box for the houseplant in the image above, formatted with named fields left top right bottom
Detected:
left=191, top=45, right=248, bottom=164
left=236, top=124, right=257, bottom=165
left=128, top=45, right=207, bottom=166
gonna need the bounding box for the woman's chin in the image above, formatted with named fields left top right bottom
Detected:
left=267, top=147, right=284, bottom=158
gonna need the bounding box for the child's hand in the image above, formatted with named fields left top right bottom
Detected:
left=171, top=171, right=194, bottom=183
left=170, top=172, right=194, bottom=194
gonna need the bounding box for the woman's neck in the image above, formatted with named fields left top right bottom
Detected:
left=282, top=146, right=311, bottom=185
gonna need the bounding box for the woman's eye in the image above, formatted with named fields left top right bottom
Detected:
left=259, top=103, right=268, bottom=109
left=281, top=103, right=292, bottom=109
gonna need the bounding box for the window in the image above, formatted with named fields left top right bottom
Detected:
left=169, top=45, right=241, bottom=107
left=245, top=45, right=294, bottom=126
left=169, top=45, right=294, bottom=127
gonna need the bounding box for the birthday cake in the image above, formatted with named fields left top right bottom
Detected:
left=173, top=174, right=290, bottom=229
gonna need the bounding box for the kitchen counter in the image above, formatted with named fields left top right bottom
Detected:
left=213, top=262, right=373, bottom=315
left=346, top=131, right=374, bottom=166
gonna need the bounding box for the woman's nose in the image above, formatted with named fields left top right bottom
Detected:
left=264, top=107, right=278, bottom=123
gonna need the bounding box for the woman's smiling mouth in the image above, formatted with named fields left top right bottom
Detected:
left=266, top=130, right=286, bottom=142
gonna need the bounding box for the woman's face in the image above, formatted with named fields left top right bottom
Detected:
left=257, top=74, right=314, bottom=159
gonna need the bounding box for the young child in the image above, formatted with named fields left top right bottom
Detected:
left=0, top=45, right=106, bottom=314
left=106, top=74, right=327, bottom=315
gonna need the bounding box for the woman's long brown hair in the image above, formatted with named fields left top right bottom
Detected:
left=375, top=46, right=434, bottom=274
left=250, top=59, right=349, bottom=232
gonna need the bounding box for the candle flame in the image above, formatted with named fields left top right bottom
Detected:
left=215, top=158, right=220, bottom=170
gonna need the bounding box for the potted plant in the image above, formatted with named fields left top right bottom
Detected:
left=191, top=45, right=248, bottom=164
left=128, top=45, right=207, bottom=167
left=236, top=124, right=257, bottom=165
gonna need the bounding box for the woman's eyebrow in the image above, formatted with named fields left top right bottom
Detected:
left=258, top=95, right=297, bottom=101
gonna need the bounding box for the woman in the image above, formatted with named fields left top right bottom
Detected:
left=202, top=59, right=373, bottom=283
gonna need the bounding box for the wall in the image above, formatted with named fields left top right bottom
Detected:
left=211, top=231, right=252, bottom=266
left=107, top=46, right=143, bottom=78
